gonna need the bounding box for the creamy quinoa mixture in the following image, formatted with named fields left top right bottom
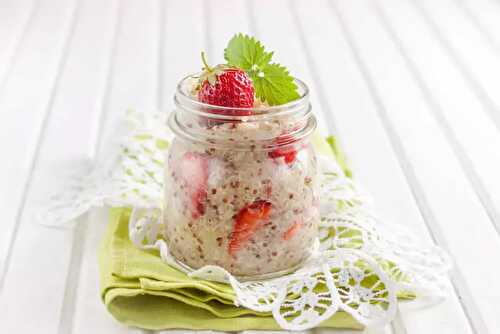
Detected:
left=163, top=118, right=318, bottom=277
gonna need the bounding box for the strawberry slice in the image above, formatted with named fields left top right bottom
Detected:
left=180, top=152, right=209, bottom=219
left=268, top=133, right=298, bottom=165
left=228, top=200, right=272, bottom=256
left=282, top=220, right=302, bottom=241
left=268, top=148, right=297, bottom=165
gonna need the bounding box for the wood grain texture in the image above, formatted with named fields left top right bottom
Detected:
left=0, top=0, right=37, bottom=93
left=295, top=0, right=473, bottom=333
left=70, top=1, right=161, bottom=333
left=161, top=0, right=205, bottom=111
left=416, top=0, right=500, bottom=135
left=411, top=0, right=500, bottom=237
left=0, top=0, right=80, bottom=289
left=249, top=0, right=332, bottom=135
left=0, top=0, right=119, bottom=333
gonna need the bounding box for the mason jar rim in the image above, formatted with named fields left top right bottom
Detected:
left=174, top=73, right=310, bottom=121
left=169, top=73, right=316, bottom=151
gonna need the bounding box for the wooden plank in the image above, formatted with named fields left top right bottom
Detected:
left=331, top=1, right=481, bottom=333
left=292, top=0, right=478, bottom=333
left=161, top=0, right=204, bottom=111
left=413, top=0, right=500, bottom=135
left=411, top=0, right=500, bottom=235
left=248, top=0, right=334, bottom=136
left=70, top=1, right=161, bottom=333
left=0, top=0, right=80, bottom=286
left=0, top=0, right=37, bottom=91
left=372, top=0, right=500, bottom=332
left=0, top=0, right=120, bottom=333
left=95, top=0, right=160, bottom=157
left=456, top=0, right=500, bottom=55
left=330, top=0, right=500, bottom=332
left=205, top=0, right=252, bottom=63
left=286, top=0, right=424, bottom=236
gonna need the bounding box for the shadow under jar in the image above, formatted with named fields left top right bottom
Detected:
left=164, top=74, right=319, bottom=279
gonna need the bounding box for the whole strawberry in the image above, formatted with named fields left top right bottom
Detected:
left=198, top=52, right=254, bottom=113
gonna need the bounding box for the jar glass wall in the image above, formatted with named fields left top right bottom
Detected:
left=163, top=74, right=319, bottom=278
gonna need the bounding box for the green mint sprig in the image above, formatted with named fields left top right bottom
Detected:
left=224, top=33, right=300, bottom=106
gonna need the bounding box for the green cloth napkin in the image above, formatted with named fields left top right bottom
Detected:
left=100, top=208, right=364, bottom=330
left=98, top=135, right=361, bottom=330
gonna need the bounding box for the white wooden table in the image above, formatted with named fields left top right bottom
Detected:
left=1, top=0, right=500, bottom=333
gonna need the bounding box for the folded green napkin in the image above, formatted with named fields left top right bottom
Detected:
left=100, top=207, right=365, bottom=330
left=99, top=135, right=361, bottom=330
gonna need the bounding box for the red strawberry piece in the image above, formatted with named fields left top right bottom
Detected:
left=268, top=133, right=298, bottom=165
left=198, top=52, right=254, bottom=114
left=199, top=69, right=254, bottom=112
left=268, top=147, right=297, bottom=165
left=228, top=200, right=272, bottom=256
left=179, top=152, right=209, bottom=219
left=282, top=220, right=302, bottom=241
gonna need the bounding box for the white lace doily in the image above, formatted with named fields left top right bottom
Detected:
left=35, top=110, right=451, bottom=331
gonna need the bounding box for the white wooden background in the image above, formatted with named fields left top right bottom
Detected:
left=0, top=0, right=500, bottom=333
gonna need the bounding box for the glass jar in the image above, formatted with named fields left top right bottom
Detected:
left=163, top=74, right=319, bottom=279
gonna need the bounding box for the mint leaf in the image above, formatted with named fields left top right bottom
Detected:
left=224, top=34, right=299, bottom=106
left=224, top=34, right=273, bottom=70
left=253, top=63, right=300, bottom=106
